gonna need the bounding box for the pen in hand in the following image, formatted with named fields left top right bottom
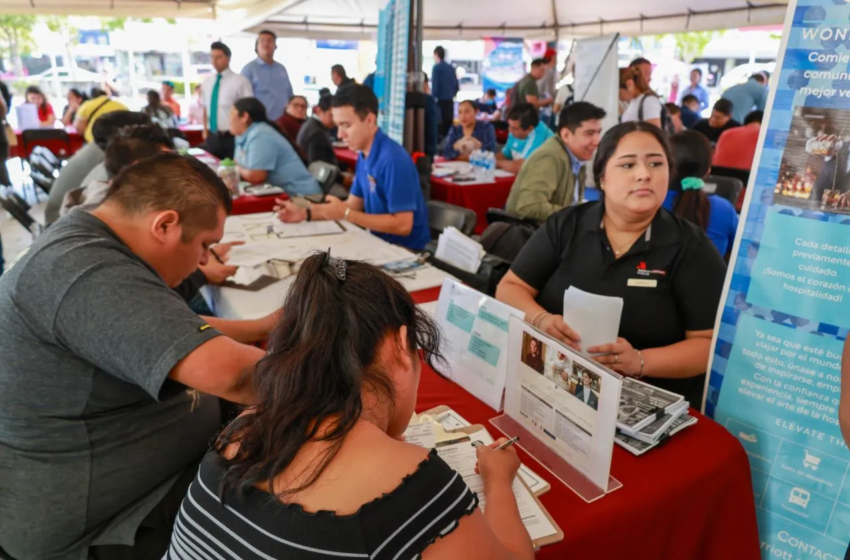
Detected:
left=209, top=248, right=225, bottom=265
left=494, top=436, right=519, bottom=451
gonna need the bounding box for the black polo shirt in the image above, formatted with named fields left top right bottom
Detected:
left=510, top=201, right=727, bottom=405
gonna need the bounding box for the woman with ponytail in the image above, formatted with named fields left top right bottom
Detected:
left=165, top=253, right=535, bottom=560
left=230, top=96, right=321, bottom=196
left=666, top=130, right=739, bottom=257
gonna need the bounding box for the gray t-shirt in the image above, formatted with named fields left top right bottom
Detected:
left=45, top=142, right=105, bottom=225
left=0, top=209, right=222, bottom=560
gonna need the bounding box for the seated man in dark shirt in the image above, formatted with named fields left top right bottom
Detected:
left=691, top=98, right=740, bottom=145
left=0, top=153, right=278, bottom=560
left=296, top=92, right=338, bottom=167
left=679, top=94, right=701, bottom=129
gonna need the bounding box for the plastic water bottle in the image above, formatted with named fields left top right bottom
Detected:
left=471, top=150, right=482, bottom=180
left=486, top=152, right=496, bottom=181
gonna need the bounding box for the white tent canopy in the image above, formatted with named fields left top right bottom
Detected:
left=0, top=0, right=789, bottom=39
left=246, top=0, right=789, bottom=40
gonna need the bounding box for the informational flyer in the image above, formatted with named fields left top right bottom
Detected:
left=706, top=1, right=850, bottom=558
left=434, top=279, right=524, bottom=411
left=505, top=317, right=621, bottom=491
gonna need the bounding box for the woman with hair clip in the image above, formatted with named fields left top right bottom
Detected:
left=230, top=96, right=321, bottom=196
left=619, top=67, right=662, bottom=129
left=665, top=130, right=739, bottom=258
left=165, top=253, right=535, bottom=560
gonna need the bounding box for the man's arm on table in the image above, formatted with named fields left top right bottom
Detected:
left=170, top=336, right=264, bottom=404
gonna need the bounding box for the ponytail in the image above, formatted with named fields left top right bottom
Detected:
left=669, top=130, right=713, bottom=232
left=215, top=252, right=445, bottom=502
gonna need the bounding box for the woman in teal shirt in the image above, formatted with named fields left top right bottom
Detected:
left=231, top=97, right=321, bottom=197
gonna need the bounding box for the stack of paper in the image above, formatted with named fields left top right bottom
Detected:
left=614, top=378, right=696, bottom=455
left=434, top=227, right=485, bottom=274
left=562, top=287, right=623, bottom=354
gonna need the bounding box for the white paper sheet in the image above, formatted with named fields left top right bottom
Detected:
left=435, top=279, right=524, bottom=411
left=437, top=438, right=558, bottom=542
left=435, top=227, right=484, bottom=274
left=403, top=422, right=436, bottom=449
left=562, top=286, right=623, bottom=354
left=225, top=244, right=285, bottom=268
left=417, top=300, right=439, bottom=317
left=272, top=220, right=344, bottom=238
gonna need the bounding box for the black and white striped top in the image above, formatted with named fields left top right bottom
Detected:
left=166, top=448, right=479, bottom=560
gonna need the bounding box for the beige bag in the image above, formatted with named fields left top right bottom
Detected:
left=5, top=124, right=16, bottom=146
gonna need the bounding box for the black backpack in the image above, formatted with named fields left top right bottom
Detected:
left=638, top=94, right=676, bottom=135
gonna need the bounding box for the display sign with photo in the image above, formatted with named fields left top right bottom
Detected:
left=507, top=317, right=621, bottom=491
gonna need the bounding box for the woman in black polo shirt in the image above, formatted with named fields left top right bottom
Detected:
left=496, top=121, right=726, bottom=405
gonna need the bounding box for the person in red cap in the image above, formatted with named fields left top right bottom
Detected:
left=537, top=47, right=559, bottom=130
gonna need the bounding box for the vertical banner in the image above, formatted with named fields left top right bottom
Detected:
left=375, top=0, right=409, bottom=144
left=481, top=38, right=525, bottom=101
left=572, top=35, right=620, bottom=144
left=707, top=1, right=850, bottom=558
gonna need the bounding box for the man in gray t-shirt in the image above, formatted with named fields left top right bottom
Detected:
left=0, top=153, right=273, bottom=560
left=45, top=141, right=104, bottom=224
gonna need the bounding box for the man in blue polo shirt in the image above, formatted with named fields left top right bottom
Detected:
left=275, top=85, right=430, bottom=251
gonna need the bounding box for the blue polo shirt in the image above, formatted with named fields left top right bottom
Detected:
left=235, top=122, right=321, bottom=197
left=352, top=129, right=430, bottom=250
left=664, top=191, right=739, bottom=256
left=502, top=121, right=554, bottom=161
left=680, top=84, right=709, bottom=111
left=240, top=58, right=294, bottom=121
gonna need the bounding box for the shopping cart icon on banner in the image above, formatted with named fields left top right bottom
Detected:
left=803, top=449, right=821, bottom=471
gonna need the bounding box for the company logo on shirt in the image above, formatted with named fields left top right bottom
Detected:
left=636, top=261, right=667, bottom=276
left=368, top=174, right=377, bottom=193
left=199, top=324, right=213, bottom=332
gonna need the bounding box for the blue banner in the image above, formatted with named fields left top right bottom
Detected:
left=374, top=0, right=409, bottom=144
left=481, top=38, right=525, bottom=101
left=707, top=1, right=850, bottom=558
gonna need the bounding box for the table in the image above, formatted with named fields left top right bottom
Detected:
left=206, top=215, right=455, bottom=320
left=10, top=124, right=205, bottom=160
left=430, top=175, right=516, bottom=234
left=415, top=361, right=760, bottom=560
left=334, top=147, right=359, bottom=169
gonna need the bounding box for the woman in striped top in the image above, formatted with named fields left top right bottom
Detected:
left=166, top=252, right=534, bottom=560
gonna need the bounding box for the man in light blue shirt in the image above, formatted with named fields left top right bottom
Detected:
left=722, top=73, right=768, bottom=124
left=232, top=98, right=321, bottom=197
left=240, top=30, right=294, bottom=122
left=497, top=102, right=554, bottom=174
left=679, top=68, right=709, bottom=112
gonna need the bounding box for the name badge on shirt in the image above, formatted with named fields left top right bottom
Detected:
left=628, top=278, right=658, bottom=288
left=368, top=175, right=377, bottom=193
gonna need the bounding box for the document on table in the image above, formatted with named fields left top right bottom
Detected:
left=562, top=286, right=623, bottom=354
left=434, top=227, right=484, bottom=273
left=272, top=220, right=344, bottom=238
left=426, top=406, right=550, bottom=495
left=403, top=422, right=436, bottom=449
left=435, top=279, right=524, bottom=411
left=436, top=438, right=559, bottom=543
left=225, top=244, right=287, bottom=268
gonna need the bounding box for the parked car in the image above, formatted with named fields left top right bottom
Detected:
left=33, top=67, right=104, bottom=99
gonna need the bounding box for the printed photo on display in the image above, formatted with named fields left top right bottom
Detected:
left=521, top=332, right=546, bottom=375
left=544, top=349, right=573, bottom=391
left=774, top=106, right=850, bottom=213
left=571, top=363, right=601, bottom=411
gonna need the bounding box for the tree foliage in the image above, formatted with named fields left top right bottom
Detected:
left=653, top=30, right=724, bottom=63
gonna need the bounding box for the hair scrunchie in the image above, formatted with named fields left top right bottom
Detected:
left=680, top=177, right=705, bottom=191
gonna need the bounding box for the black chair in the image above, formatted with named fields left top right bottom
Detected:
left=21, top=129, right=72, bottom=160
left=426, top=200, right=477, bottom=239
left=485, top=207, right=539, bottom=228
left=0, top=194, right=41, bottom=237
left=28, top=151, right=58, bottom=195
left=711, top=165, right=750, bottom=187
left=705, top=175, right=744, bottom=208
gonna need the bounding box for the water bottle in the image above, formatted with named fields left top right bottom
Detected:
left=486, top=152, right=496, bottom=181
left=471, top=150, right=481, bottom=180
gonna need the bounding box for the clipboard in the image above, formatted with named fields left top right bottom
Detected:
left=422, top=405, right=552, bottom=496
left=440, top=423, right=564, bottom=548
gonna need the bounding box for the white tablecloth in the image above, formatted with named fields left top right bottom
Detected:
left=206, top=214, right=455, bottom=320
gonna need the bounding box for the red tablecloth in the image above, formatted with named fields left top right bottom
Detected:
left=430, top=175, right=516, bottom=234
left=231, top=194, right=280, bottom=216
left=334, top=148, right=359, bottom=169
left=415, top=365, right=759, bottom=559
left=11, top=124, right=204, bottom=160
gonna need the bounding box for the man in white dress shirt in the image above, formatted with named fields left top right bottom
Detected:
left=199, top=41, right=253, bottom=160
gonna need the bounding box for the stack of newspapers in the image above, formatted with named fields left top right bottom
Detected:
left=614, top=378, right=698, bottom=456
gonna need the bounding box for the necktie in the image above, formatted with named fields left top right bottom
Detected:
left=209, top=73, right=222, bottom=131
